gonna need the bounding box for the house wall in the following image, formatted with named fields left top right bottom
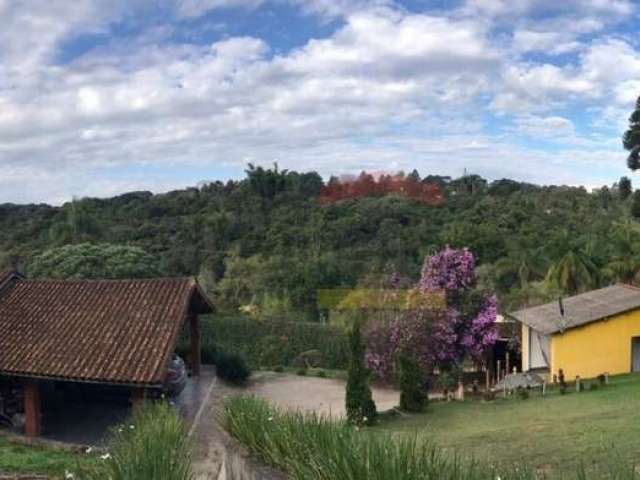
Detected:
left=550, top=308, right=640, bottom=380
left=521, top=322, right=529, bottom=372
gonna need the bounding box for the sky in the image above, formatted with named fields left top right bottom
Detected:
left=2, top=0, right=640, bottom=204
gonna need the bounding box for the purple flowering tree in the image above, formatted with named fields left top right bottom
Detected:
left=365, top=247, right=498, bottom=382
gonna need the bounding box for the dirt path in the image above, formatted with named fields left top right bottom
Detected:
left=246, top=372, right=400, bottom=416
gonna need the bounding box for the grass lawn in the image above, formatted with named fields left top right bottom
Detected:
left=377, top=373, right=640, bottom=477
left=0, top=436, right=92, bottom=479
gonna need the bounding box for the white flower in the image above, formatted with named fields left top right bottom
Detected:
left=267, top=416, right=274, bottom=422
left=85, top=447, right=93, bottom=454
left=129, top=425, right=135, bottom=430
left=64, top=470, right=75, bottom=479
left=100, top=453, right=112, bottom=461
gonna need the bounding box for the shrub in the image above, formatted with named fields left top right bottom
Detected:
left=273, top=365, right=284, bottom=373
left=316, top=369, right=327, bottom=378
left=296, top=367, right=307, bottom=376
left=216, top=352, right=251, bottom=384
left=83, top=402, right=192, bottom=480
left=345, top=324, right=377, bottom=426
left=399, top=355, right=427, bottom=413
left=516, top=387, right=529, bottom=400
left=224, top=396, right=537, bottom=480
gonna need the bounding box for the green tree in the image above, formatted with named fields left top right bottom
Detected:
left=28, top=243, right=161, bottom=279
left=604, top=220, right=640, bottom=283
left=619, top=176, right=632, bottom=200
left=399, top=355, right=427, bottom=412
left=345, top=322, right=377, bottom=426
left=632, top=191, right=640, bottom=219
left=624, top=95, right=640, bottom=170
left=545, top=249, right=598, bottom=295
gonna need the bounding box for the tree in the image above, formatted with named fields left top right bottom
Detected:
left=399, top=355, right=427, bottom=412
left=28, top=243, right=161, bottom=279
left=632, top=191, right=640, bottom=219
left=624, top=96, right=640, bottom=170
left=345, top=322, right=377, bottom=426
left=366, top=248, right=498, bottom=381
left=619, top=176, right=632, bottom=200
left=545, top=249, right=598, bottom=295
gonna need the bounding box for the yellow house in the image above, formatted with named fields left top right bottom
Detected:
left=509, top=284, right=640, bottom=380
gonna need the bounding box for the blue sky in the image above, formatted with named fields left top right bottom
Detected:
left=1, top=0, right=640, bottom=204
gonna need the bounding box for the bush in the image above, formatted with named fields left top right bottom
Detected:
left=516, top=387, right=529, bottom=400
left=224, top=396, right=537, bottom=480
left=296, top=367, right=307, bottom=376
left=399, top=355, right=427, bottom=413
left=83, top=402, right=192, bottom=480
left=273, top=365, right=284, bottom=373
left=316, top=369, right=327, bottom=378
left=216, top=352, right=251, bottom=384
left=345, top=324, right=377, bottom=426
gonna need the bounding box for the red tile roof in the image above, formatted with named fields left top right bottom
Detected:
left=0, top=275, right=213, bottom=386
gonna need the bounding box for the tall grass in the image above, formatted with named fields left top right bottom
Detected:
left=83, top=402, right=193, bottom=480
left=224, top=396, right=537, bottom=480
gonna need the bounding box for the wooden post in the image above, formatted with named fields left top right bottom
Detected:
left=190, top=313, right=201, bottom=376
left=575, top=376, right=581, bottom=393
left=456, top=380, right=464, bottom=401
left=505, top=352, right=510, bottom=376
left=24, top=380, right=41, bottom=440
left=131, top=388, right=146, bottom=410
left=497, top=360, right=501, bottom=382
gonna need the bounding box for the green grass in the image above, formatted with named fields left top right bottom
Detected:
left=377, top=373, right=640, bottom=477
left=0, top=436, right=90, bottom=479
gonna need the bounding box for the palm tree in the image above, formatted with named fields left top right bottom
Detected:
left=545, top=249, right=599, bottom=295
left=604, top=220, right=640, bottom=284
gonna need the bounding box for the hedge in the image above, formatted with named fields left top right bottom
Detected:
left=178, top=314, right=349, bottom=370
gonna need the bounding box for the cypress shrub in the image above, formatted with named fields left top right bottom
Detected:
left=345, top=323, right=377, bottom=426
left=399, top=355, right=427, bottom=412
left=215, top=352, right=251, bottom=384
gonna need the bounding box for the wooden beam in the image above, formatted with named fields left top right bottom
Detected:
left=23, top=380, right=41, bottom=440
left=190, top=313, right=201, bottom=376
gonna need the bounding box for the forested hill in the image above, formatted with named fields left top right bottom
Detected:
left=1, top=166, right=637, bottom=318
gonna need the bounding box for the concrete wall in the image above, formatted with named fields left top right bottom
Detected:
left=551, top=309, right=640, bottom=379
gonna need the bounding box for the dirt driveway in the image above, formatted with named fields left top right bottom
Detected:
left=245, top=372, right=400, bottom=416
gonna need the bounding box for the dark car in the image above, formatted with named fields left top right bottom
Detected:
left=164, top=354, right=188, bottom=396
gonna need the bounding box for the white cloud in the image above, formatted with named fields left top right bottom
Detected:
left=0, top=0, right=637, bottom=203
left=513, top=115, right=576, bottom=139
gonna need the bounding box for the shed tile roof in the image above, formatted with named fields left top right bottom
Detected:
left=0, top=275, right=212, bottom=386
left=509, top=284, right=640, bottom=335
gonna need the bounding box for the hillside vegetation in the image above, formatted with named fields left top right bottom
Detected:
left=1, top=167, right=637, bottom=317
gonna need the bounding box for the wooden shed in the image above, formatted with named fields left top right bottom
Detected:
left=0, top=270, right=213, bottom=439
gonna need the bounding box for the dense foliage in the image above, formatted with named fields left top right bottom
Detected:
left=365, top=248, right=498, bottom=381
left=345, top=323, right=377, bottom=425
left=189, top=315, right=349, bottom=369
left=214, top=351, right=251, bottom=384
left=1, top=167, right=639, bottom=316
left=28, top=243, right=160, bottom=279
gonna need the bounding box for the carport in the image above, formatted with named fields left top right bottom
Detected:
left=0, top=270, right=213, bottom=440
